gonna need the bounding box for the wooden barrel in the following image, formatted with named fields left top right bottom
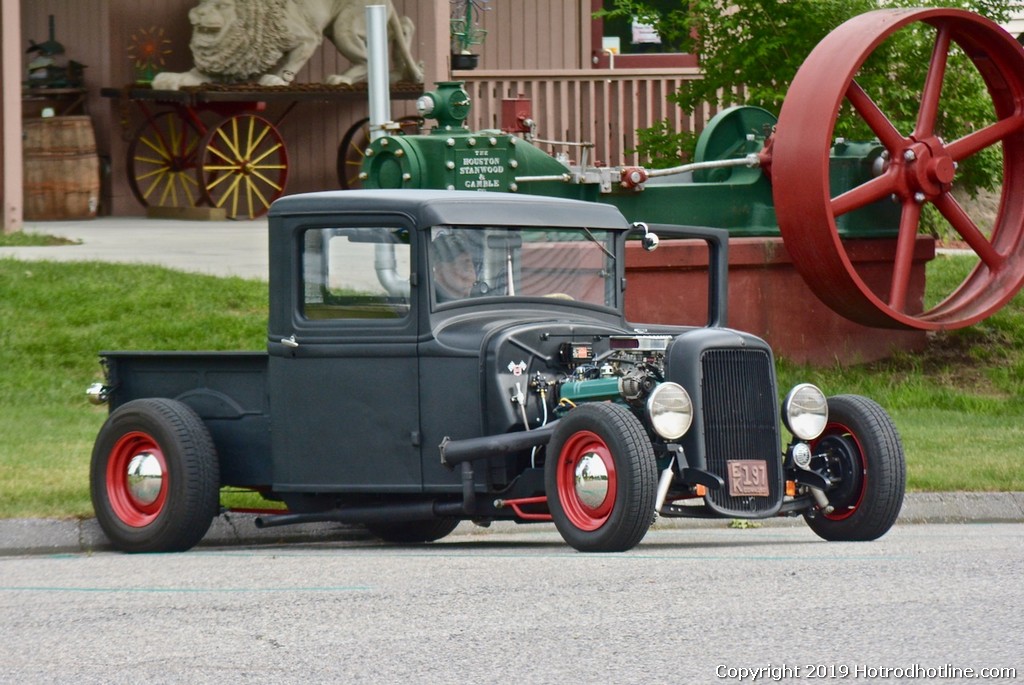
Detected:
left=23, top=116, right=100, bottom=221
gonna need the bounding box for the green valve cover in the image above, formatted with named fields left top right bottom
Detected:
left=559, top=377, right=622, bottom=404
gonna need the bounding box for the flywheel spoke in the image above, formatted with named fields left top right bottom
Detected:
left=915, top=22, right=951, bottom=139
left=846, top=81, right=906, bottom=152
left=946, top=115, right=1024, bottom=162
left=888, top=201, right=923, bottom=312
left=933, top=193, right=1004, bottom=270
left=831, top=173, right=897, bottom=217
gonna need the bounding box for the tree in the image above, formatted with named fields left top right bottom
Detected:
left=599, top=0, right=1020, bottom=197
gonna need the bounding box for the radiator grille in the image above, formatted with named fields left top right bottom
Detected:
left=700, top=348, right=782, bottom=515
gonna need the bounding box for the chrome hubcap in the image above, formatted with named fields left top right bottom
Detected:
left=574, top=452, right=610, bottom=509
left=126, top=452, right=164, bottom=505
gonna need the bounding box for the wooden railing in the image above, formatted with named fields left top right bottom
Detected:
left=455, top=68, right=716, bottom=166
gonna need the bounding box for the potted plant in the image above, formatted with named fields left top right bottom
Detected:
left=450, top=0, right=490, bottom=70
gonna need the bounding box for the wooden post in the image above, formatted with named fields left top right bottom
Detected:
left=1, top=0, right=23, bottom=234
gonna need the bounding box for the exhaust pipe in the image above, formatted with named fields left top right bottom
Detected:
left=439, top=422, right=558, bottom=466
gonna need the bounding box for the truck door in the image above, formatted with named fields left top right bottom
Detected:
left=267, top=223, right=421, bottom=492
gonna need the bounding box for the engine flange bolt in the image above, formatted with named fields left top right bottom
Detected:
left=904, top=149, right=916, bottom=162
left=914, top=192, right=927, bottom=204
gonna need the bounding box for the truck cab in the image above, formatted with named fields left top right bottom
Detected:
left=89, top=190, right=905, bottom=553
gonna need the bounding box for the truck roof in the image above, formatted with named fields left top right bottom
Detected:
left=268, top=189, right=632, bottom=230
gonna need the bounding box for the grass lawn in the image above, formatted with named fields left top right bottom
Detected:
left=0, top=251, right=1021, bottom=519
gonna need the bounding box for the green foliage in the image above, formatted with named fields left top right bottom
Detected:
left=0, top=259, right=266, bottom=518
left=630, top=119, right=699, bottom=166
left=602, top=0, right=1021, bottom=193
left=0, top=231, right=78, bottom=247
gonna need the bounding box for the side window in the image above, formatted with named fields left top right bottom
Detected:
left=302, top=227, right=411, bottom=320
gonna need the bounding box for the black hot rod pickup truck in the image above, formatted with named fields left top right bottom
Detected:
left=87, top=189, right=905, bottom=553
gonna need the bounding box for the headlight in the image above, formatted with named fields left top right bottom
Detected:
left=647, top=382, right=692, bottom=440
left=782, top=383, right=828, bottom=440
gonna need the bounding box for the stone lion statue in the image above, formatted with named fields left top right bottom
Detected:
left=152, top=0, right=424, bottom=90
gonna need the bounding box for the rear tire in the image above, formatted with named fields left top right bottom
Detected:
left=90, top=398, right=220, bottom=553
left=545, top=403, right=657, bottom=552
left=365, top=518, right=460, bottom=543
left=804, top=395, right=905, bottom=541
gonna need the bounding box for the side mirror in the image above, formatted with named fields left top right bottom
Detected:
left=632, top=222, right=660, bottom=251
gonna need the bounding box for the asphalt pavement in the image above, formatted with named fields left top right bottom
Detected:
left=2, top=215, right=1023, bottom=556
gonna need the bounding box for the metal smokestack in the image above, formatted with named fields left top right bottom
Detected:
left=366, top=5, right=391, bottom=141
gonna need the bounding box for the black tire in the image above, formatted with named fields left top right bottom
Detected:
left=365, top=518, right=461, bottom=543
left=90, top=398, right=220, bottom=553
left=804, top=395, right=906, bottom=541
left=545, top=403, right=657, bottom=552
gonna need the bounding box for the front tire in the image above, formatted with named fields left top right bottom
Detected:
left=545, top=403, right=657, bottom=552
left=804, top=395, right=905, bottom=541
left=90, top=398, right=220, bottom=553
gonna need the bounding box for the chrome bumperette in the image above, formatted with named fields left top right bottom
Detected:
left=86, top=383, right=110, bottom=405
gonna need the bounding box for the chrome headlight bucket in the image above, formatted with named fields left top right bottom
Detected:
left=646, top=382, right=692, bottom=440
left=782, top=383, right=828, bottom=440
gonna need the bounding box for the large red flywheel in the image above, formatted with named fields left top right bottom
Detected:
left=771, top=8, right=1024, bottom=330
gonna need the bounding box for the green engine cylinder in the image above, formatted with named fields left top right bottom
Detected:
left=361, top=82, right=593, bottom=200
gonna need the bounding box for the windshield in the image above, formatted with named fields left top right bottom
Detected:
left=429, top=225, right=617, bottom=308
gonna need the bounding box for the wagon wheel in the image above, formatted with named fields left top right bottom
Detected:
left=199, top=113, right=288, bottom=220
left=771, top=8, right=1024, bottom=330
left=127, top=110, right=202, bottom=209
left=337, top=115, right=424, bottom=189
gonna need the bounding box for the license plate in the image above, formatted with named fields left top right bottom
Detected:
left=727, top=460, right=770, bottom=497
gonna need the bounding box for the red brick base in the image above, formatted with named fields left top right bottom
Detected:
left=625, top=236, right=932, bottom=366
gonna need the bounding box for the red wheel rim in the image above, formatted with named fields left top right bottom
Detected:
left=772, top=9, right=1024, bottom=330
left=556, top=430, right=618, bottom=531
left=812, top=423, right=866, bottom=521
left=106, top=431, right=168, bottom=527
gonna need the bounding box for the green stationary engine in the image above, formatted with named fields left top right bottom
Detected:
left=359, top=82, right=898, bottom=239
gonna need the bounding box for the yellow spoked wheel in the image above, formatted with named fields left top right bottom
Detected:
left=127, top=111, right=202, bottom=209
left=199, top=114, right=288, bottom=220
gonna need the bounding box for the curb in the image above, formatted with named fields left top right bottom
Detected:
left=2, top=492, right=1022, bottom=556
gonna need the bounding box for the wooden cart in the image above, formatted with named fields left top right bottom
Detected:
left=103, top=84, right=422, bottom=220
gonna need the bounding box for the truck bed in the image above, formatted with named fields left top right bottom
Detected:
left=101, top=351, right=271, bottom=488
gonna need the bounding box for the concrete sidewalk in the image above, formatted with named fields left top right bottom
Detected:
left=1, top=216, right=270, bottom=280
left=2, top=491, right=1023, bottom=556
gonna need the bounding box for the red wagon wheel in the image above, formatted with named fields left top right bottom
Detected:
left=127, top=110, right=202, bottom=209
left=337, top=115, right=424, bottom=189
left=199, top=113, right=288, bottom=220
left=771, top=9, right=1024, bottom=330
